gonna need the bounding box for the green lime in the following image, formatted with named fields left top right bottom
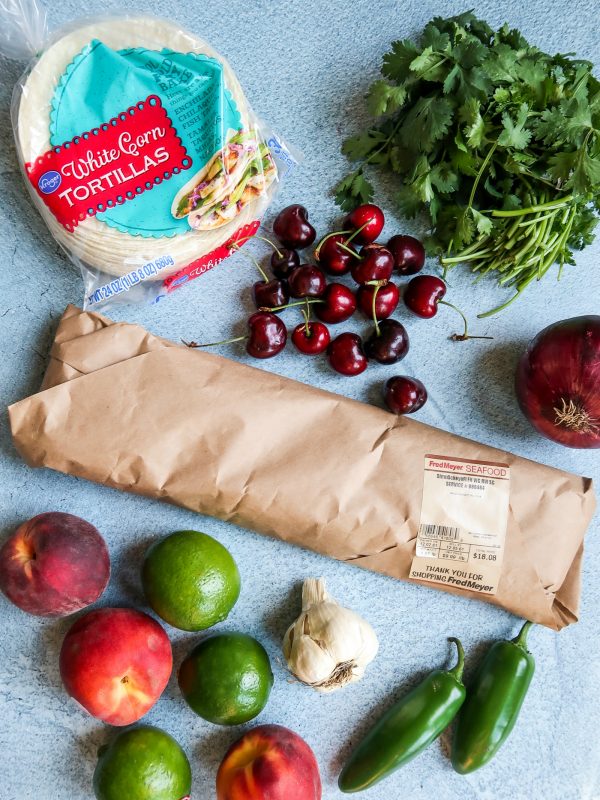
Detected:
left=142, top=530, right=240, bottom=631
left=178, top=632, right=273, bottom=725
left=93, top=725, right=191, bottom=800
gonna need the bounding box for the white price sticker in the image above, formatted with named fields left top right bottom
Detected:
left=409, top=454, right=510, bottom=595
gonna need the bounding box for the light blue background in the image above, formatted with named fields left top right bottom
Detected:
left=0, top=2, right=598, bottom=799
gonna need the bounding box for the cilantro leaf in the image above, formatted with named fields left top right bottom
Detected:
left=399, top=96, right=454, bottom=152
left=409, top=47, right=448, bottom=82
left=443, top=63, right=461, bottom=95
left=471, top=208, right=493, bottom=236
left=430, top=162, right=459, bottom=193
left=453, top=39, right=488, bottom=69
left=571, top=144, right=600, bottom=193
left=341, top=130, right=386, bottom=161
left=382, top=39, right=420, bottom=83
left=335, top=11, right=600, bottom=301
left=421, top=23, right=451, bottom=53
left=334, top=170, right=374, bottom=212
left=366, top=81, right=408, bottom=116
left=482, top=43, right=518, bottom=83
left=498, top=103, right=532, bottom=149
left=396, top=184, right=423, bottom=218
left=534, top=107, right=568, bottom=145
left=497, top=25, right=530, bottom=52
left=459, top=98, right=486, bottom=148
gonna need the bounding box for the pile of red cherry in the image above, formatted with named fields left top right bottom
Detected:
left=190, top=203, right=481, bottom=415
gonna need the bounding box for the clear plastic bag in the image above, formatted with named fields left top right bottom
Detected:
left=2, top=1, right=299, bottom=309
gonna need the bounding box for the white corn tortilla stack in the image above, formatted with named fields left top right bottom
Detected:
left=15, top=16, right=274, bottom=279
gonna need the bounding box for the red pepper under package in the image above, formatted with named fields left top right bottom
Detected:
left=2, top=1, right=298, bottom=309
left=8, top=306, right=596, bottom=630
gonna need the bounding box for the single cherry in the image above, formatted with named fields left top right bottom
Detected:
left=271, top=247, right=300, bottom=279
left=403, top=275, right=446, bottom=318
left=292, top=321, right=330, bottom=355
left=273, top=205, right=316, bottom=250
left=351, top=244, right=394, bottom=285
left=288, top=264, right=327, bottom=298
left=247, top=312, right=287, bottom=358
left=357, top=282, right=399, bottom=320
left=315, top=234, right=357, bottom=276
left=345, top=203, right=385, bottom=245
left=253, top=278, right=289, bottom=311
left=387, top=234, right=425, bottom=275
left=315, top=283, right=357, bottom=324
left=365, top=320, right=409, bottom=365
left=384, top=376, right=428, bottom=414
left=327, top=333, right=368, bottom=376
left=403, top=275, right=492, bottom=341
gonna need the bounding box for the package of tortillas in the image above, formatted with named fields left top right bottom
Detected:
left=2, top=0, right=299, bottom=309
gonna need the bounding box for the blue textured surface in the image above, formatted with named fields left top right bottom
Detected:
left=0, top=2, right=599, bottom=799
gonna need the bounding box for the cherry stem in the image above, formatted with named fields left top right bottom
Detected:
left=236, top=234, right=283, bottom=258
left=231, top=242, right=269, bottom=281
left=314, top=229, right=349, bottom=259
left=266, top=299, right=323, bottom=312
left=337, top=242, right=361, bottom=258
left=314, top=220, right=370, bottom=259
left=345, top=219, right=370, bottom=244
left=183, top=335, right=247, bottom=348
left=439, top=301, right=493, bottom=342
left=302, top=299, right=311, bottom=336
left=372, top=283, right=381, bottom=337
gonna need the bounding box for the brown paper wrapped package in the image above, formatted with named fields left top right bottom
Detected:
left=8, top=306, right=596, bottom=629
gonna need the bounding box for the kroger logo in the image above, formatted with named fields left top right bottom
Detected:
left=38, top=170, right=62, bottom=194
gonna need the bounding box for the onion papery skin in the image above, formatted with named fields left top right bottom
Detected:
left=515, top=316, right=600, bottom=449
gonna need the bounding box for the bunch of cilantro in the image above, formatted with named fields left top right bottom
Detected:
left=336, top=11, right=600, bottom=315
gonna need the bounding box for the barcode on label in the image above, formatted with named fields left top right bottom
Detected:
left=419, top=524, right=460, bottom=540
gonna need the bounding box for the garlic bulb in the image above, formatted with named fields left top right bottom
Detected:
left=282, top=578, right=379, bottom=692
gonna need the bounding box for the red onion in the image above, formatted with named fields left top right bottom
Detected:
left=515, top=316, right=600, bottom=449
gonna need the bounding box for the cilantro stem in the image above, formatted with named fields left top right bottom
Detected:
left=467, top=141, right=498, bottom=211
left=491, top=196, right=574, bottom=216
left=441, top=247, right=493, bottom=264
left=477, top=289, right=526, bottom=318
left=362, top=117, right=405, bottom=168
left=517, top=210, right=560, bottom=226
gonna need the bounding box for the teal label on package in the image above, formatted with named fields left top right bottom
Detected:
left=49, top=41, right=242, bottom=237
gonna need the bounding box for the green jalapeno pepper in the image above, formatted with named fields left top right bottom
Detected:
left=338, top=638, right=466, bottom=793
left=451, top=620, right=535, bottom=774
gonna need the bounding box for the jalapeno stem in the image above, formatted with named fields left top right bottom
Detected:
left=511, top=620, right=533, bottom=650
left=447, top=637, right=465, bottom=682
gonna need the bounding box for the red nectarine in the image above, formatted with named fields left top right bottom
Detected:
left=216, top=724, right=321, bottom=800
left=59, top=607, right=172, bottom=726
left=0, top=512, right=110, bottom=616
